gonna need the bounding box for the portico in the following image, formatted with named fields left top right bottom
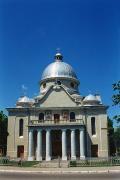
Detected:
left=28, top=126, right=85, bottom=161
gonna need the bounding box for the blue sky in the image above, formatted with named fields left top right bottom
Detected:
left=0, top=0, right=120, bottom=123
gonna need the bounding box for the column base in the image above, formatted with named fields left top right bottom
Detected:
left=71, top=156, right=76, bottom=160
left=28, top=156, right=34, bottom=161
left=62, top=156, right=67, bottom=161
left=80, top=156, right=85, bottom=160
left=36, top=156, right=42, bottom=161
left=46, top=156, right=51, bottom=161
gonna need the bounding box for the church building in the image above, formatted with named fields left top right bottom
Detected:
left=7, top=52, right=108, bottom=161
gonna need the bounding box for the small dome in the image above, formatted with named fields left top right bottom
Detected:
left=83, top=94, right=99, bottom=102
left=18, top=96, right=31, bottom=103
left=16, top=96, right=35, bottom=107
left=83, top=94, right=100, bottom=106
left=41, top=53, right=79, bottom=83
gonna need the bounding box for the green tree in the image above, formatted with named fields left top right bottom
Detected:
left=112, top=81, right=120, bottom=155
left=113, top=128, right=120, bottom=156
left=112, top=80, right=120, bottom=123
left=0, top=111, right=8, bottom=156
left=107, top=117, right=116, bottom=156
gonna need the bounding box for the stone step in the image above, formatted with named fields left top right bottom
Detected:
left=34, top=161, right=69, bottom=168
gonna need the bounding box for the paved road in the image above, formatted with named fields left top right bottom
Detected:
left=0, top=172, right=120, bottom=180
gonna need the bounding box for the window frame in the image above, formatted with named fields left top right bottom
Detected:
left=39, top=113, right=44, bottom=122
left=91, top=117, right=96, bottom=136
left=70, top=112, right=75, bottom=122
left=19, top=119, right=23, bottom=137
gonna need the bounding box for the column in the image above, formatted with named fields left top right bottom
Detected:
left=36, top=129, right=42, bottom=161
left=71, top=129, right=76, bottom=160
left=46, top=129, right=51, bottom=161
left=80, top=127, right=85, bottom=159
left=28, top=129, right=34, bottom=161
left=62, top=129, right=67, bottom=160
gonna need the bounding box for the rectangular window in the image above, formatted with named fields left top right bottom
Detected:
left=91, top=117, right=96, bottom=135
left=19, top=119, right=23, bottom=137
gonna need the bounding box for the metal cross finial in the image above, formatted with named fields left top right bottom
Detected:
left=21, top=84, right=27, bottom=96
left=56, top=48, right=61, bottom=53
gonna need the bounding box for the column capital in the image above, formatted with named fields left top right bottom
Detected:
left=37, top=128, right=42, bottom=132
left=80, top=126, right=85, bottom=131
left=46, top=128, right=51, bottom=132
left=62, top=128, right=67, bottom=132
left=29, top=128, right=34, bottom=132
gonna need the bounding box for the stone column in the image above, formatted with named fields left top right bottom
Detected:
left=80, top=127, right=85, bottom=159
left=71, top=129, right=76, bottom=160
left=28, top=129, right=34, bottom=161
left=46, top=129, right=51, bottom=161
left=36, top=129, right=42, bottom=161
left=62, top=129, right=67, bottom=160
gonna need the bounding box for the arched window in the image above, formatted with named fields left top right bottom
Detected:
left=70, top=112, right=75, bottom=121
left=91, top=117, right=96, bottom=135
left=19, top=119, right=23, bottom=137
left=39, top=113, right=44, bottom=121
left=43, top=83, right=46, bottom=89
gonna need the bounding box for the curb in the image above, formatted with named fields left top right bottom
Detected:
left=0, top=169, right=120, bottom=174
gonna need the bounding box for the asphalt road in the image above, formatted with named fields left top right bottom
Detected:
left=0, top=172, right=120, bottom=180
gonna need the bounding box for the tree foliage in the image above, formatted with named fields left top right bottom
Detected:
left=114, top=128, right=120, bottom=155
left=0, top=111, right=8, bottom=155
left=112, top=80, right=120, bottom=123
left=107, top=117, right=116, bottom=156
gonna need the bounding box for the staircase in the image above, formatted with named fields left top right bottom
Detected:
left=34, top=159, right=69, bottom=168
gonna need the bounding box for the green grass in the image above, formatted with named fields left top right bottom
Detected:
left=9, top=161, right=39, bottom=167
left=0, top=158, right=39, bottom=167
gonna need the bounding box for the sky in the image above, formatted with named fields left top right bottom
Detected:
left=0, top=0, right=120, bottom=124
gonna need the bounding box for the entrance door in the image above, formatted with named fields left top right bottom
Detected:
left=54, top=114, right=60, bottom=123
left=91, top=145, right=98, bottom=157
left=17, top=146, right=24, bottom=159
left=52, top=130, right=62, bottom=158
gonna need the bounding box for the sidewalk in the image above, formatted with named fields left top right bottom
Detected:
left=0, top=166, right=120, bottom=174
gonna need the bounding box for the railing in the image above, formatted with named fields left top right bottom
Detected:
left=29, top=119, right=84, bottom=126
left=70, top=157, right=120, bottom=167
left=1, top=156, right=120, bottom=167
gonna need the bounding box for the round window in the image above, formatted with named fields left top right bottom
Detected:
left=43, top=83, right=46, bottom=89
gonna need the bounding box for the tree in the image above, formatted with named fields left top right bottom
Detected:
left=113, top=128, right=120, bottom=156
left=0, top=111, right=8, bottom=156
left=107, top=117, right=116, bottom=156
left=111, top=81, right=120, bottom=155
left=112, top=80, right=120, bottom=123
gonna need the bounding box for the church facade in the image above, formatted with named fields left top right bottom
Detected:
left=7, top=53, right=108, bottom=161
